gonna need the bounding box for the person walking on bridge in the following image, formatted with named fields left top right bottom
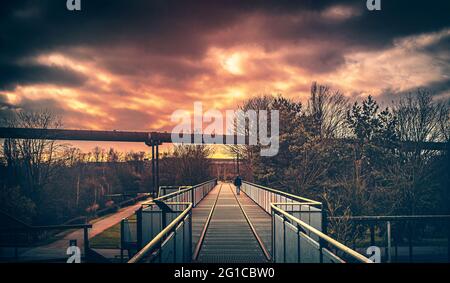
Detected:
left=234, top=175, right=242, bottom=195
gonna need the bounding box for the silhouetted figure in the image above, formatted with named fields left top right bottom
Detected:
left=234, top=175, right=242, bottom=195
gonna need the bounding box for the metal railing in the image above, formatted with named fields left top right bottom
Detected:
left=242, top=181, right=322, bottom=212
left=121, top=179, right=217, bottom=262
left=241, top=181, right=323, bottom=231
left=128, top=203, right=192, bottom=263
left=328, top=215, right=450, bottom=262
left=157, top=186, right=190, bottom=198
left=240, top=182, right=370, bottom=263
left=124, top=179, right=372, bottom=263
left=272, top=203, right=372, bottom=263
left=144, top=179, right=217, bottom=207
left=0, top=223, right=92, bottom=262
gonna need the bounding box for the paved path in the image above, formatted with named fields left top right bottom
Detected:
left=6, top=199, right=149, bottom=261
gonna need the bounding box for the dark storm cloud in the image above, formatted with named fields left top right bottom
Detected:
left=15, top=96, right=66, bottom=113
left=416, top=80, right=450, bottom=98
left=0, top=64, right=88, bottom=90
left=283, top=49, right=347, bottom=74
left=349, top=0, right=450, bottom=45
left=0, top=95, right=65, bottom=122
left=1, top=0, right=449, bottom=85
left=378, top=79, right=450, bottom=103
left=423, top=35, right=450, bottom=57
left=97, top=52, right=211, bottom=80
left=0, top=95, right=91, bottom=127
left=1, top=0, right=248, bottom=60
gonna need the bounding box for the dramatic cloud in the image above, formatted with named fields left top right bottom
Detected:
left=1, top=0, right=449, bottom=147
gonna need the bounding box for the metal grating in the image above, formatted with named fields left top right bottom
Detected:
left=195, top=184, right=268, bottom=263
left=236, top=192, right=273, bottom=255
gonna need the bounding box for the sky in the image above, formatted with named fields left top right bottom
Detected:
left=0, top=0, right=449, bottom=155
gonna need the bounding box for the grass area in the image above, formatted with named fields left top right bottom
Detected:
left=90, top=222, right=121, bottom=249
left=89, top=215, right=136, bottom=249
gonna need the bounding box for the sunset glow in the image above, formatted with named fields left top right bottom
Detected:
left=1, top=1, right=449, bottom=153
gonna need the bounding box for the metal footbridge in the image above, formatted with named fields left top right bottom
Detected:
left=1, top=128, right=448, bottom=263
left=123, top=180, right=372, bottom=263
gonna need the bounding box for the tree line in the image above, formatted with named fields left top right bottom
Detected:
left=229, top=82, right=449, bottom=243
left=0, top=111, right=213, bottom=225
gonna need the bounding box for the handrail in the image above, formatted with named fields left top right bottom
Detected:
left=1, top=210, right=32, bottom=228
left=142, top=179, right=217, bottom=205
left=153, top=186, right=192, bottom=202
left=243, top=181, right=321, bottom=206
left=142, top=186, right=191, bottom=204
left=271, top=203, right=372, bottom=263
left=1, top=210, right=92, bottom=232
left=125, top=180, right=215, bottom=263
left=0, top=224, right=92, bottom=232
left=128, top=202, right=192, bottom=263
left=328, top=215, right=450, bottom=221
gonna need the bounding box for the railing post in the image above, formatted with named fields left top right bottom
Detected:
left=203, top=184, right=206, bottom=199
left=322, top=208, right=328, bottom=235
left=83, top=226, right=89, bottom=263
left=271, top=209, right=276, bottom=263
left=386, top=221, right=391, bottom=263
left=318, top=225, right=324, bottom=263
left=151, top=142, right=156, bottom=196
left=408, top=222, right=413, bottom=262
left=320, top=208, right=328, bottom=262
left=188, top=210, right=193, bottom=263
left=173, top=224, right=177, bottom=263
left=156, top=143, right=159, bottom=191
left=282, top=214, right=287, bottom=263
left=162, top=209, right=167, bottom=231
left=394, top=234, right=398, bottom=262
left=137, top=207, right=143, bottom=250
left=120, top=219, right=124, bottom=263
left=297, top=223, right=301, bottom=263
left=447, top=221, right=450, bottom=263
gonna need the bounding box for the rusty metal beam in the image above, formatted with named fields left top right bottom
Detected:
left=0, top=127, right=149, bottom=142
left=0, top=127, right=448, bottom=150
left=0, top=127, right=248, bottom=145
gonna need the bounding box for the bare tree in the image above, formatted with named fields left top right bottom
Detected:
left=308, top=82, right=350, bottom=139
left=225, top=95, right=276, bottom=180
left=390, top=90, right=450, bottom=214
left=394, top=90, right=444, bottom=143
left=168, top=145, right=214, bottom=185
left=1, top=109, right=66, bottom=199
left=92, top=146, right=106, bottom=162
left=436, top=100, right=450, bottom=142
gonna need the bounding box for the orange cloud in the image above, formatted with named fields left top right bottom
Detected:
left=1, top=1, right=449, bottom=156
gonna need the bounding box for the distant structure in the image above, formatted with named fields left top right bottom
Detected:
left=209, top=159, right=237, bottom=181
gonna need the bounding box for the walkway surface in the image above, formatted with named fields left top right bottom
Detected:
left=193, top=183, right=271, bottom=263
